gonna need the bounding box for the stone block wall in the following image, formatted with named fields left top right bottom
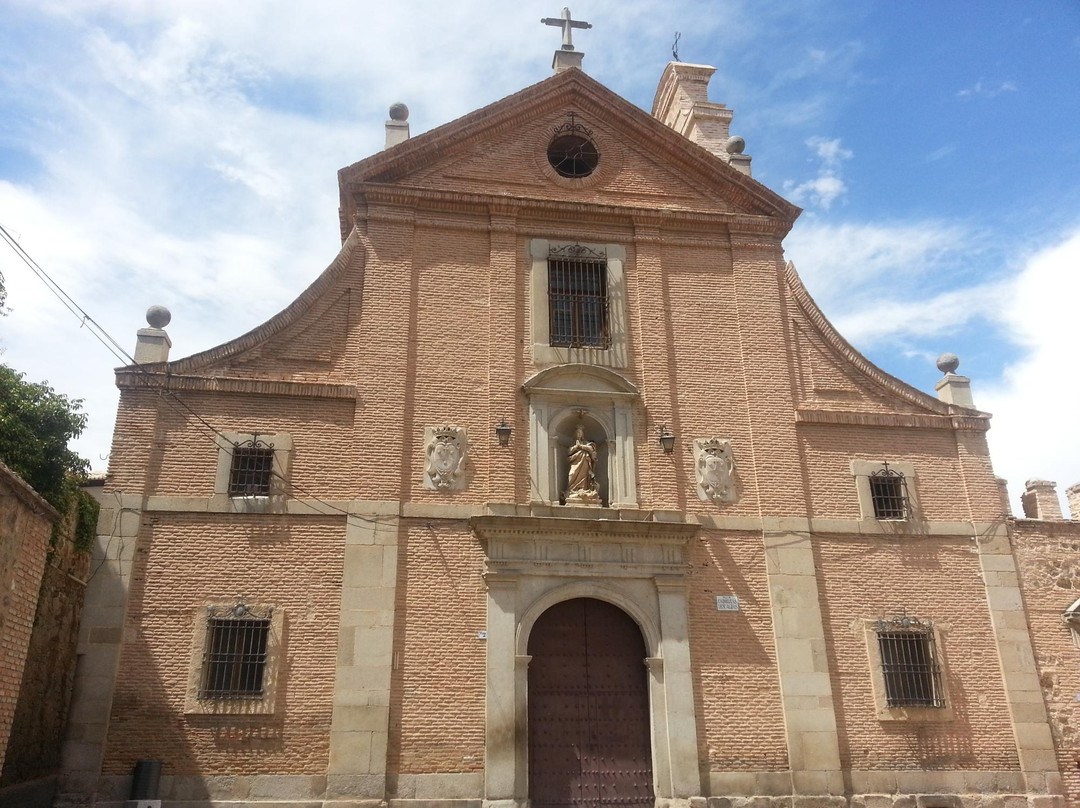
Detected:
left=1011, top=518, right=1080, bottom=806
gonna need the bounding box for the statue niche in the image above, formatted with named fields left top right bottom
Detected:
left=556, top=416, right=609, bottom=507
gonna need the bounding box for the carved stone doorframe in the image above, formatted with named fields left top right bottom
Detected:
left=471, top=514, right=702, bottom=808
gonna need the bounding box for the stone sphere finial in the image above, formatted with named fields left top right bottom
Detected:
left=725, top=136, right=746, bottom=155
left=936, top=352, right=960, bottom=374
left=389, top=102, right=409, bottom=122
left=146, top=305, right=171, bottom=329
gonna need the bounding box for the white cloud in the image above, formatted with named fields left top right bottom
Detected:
left=980, top=229, right=1080, bottom=514
left=956, top=79, right=1018, bottom=99
left=784, top=220, right=971, bottom=306
left=784, top=136, right=853, bottom=210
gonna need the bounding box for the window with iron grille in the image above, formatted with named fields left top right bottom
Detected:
left=875, top=617, right=945, bottom=708
left=548, top=245, right=609, bottom=349
left=199, top=604, right=272, bottom=700
left=869, top=463, right=908, bottom=519
left=228, top=437, right=275, bottom=497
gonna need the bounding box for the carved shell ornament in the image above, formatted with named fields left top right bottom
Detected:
left=425, top=425, right=468, bottom=491
left=694, top=438, right=738, bottom=504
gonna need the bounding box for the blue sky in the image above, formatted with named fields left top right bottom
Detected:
left=1, top=0, right=1078, bottom=513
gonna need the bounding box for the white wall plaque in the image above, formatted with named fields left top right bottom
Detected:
left=715, top=595, right=740, bottom=612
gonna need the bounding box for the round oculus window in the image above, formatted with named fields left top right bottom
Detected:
left=547, top=134, right=600, bottom=178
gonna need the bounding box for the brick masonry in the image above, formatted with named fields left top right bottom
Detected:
left=54, top=65, right=1075, bottom=808
left=0, top=462, right=58, bottom=775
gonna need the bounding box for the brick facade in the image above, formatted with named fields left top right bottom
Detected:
left=55, top=64, right=1075, bottom=808
left=0, top=461, right=58, bottom=775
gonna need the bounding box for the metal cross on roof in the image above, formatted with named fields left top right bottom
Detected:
left=541, top=7, right=592, bottom=51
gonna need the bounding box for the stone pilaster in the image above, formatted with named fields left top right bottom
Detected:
left=979, top=525, right=1063, bottom=799
left=763, top=530, right=844, bottom=800
left=326, top=510, right=400, bottom=803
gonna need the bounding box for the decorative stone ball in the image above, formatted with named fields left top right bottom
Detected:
left=725, top=136, right=746, bottom=155
left=145, top=305, right=172, bottom=329
left=936, top=352, right=960, bottom=374
left=389, top=102, right=409, bottom=122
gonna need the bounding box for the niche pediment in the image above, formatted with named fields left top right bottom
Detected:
left=522, top=364, right=639, bottom=400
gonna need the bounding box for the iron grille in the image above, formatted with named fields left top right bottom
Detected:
left=869, top=463, right=907, bottom=519
left=228, top=436, right=274, bottom=497
left=199, top=605, right=272, bottom=700
left=875, top=616, right=944, bottom=708
left=548, top=245, right=609, bottom=348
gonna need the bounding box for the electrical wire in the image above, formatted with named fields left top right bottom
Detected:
left=0, top=219, right=454, bottom=532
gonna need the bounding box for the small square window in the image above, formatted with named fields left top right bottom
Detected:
left=851, top=460, right=918, bottom=522
left=869, top=465, right=908, bottom=519
left=214, top=432, right=292, bottom=509
left=200, top=611, right=271, bottom=699
left=876, top=624, right=944, bottom=708
left=864, top=615, right=952, bottom=722
left=186, top=602, right=283, bottom=715
left=228, top=439, right=275, bottom=497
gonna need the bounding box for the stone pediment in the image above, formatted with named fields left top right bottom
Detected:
left=338, top=69, right=799, bottom=231
left=522, top=364, right=639, bottom=400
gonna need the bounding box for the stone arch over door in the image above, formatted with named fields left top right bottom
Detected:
left=527, top=598, right=654, bottom=808
left=473, top=515, right=703, bottom=808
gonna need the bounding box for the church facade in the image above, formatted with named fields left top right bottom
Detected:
left=57, top=39, right=1073, bottom=808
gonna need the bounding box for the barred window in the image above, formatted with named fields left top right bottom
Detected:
left=548, top=245, right=609, bottom=349
left=228, top=437, right=275, bottom=497
left=875, top=617, right=944, bottom=708
left=199, top=604, right=272, bottom=700
left=869, top=464, right=908, bottom=519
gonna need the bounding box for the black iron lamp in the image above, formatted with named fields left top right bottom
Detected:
left=495, top=420, right=512, bottom=447
left=657, top=425, right=676, bottom=454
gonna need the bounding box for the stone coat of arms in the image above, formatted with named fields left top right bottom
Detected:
left=424, top=425, right=468, bottom=491
left=693, top=438, right=738, bottom=504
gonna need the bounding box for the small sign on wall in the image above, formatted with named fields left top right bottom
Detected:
left=715, top=595, right=740, bottom=612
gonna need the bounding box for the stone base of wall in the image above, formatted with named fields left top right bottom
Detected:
left=88, top=774, right=1065, bottom=808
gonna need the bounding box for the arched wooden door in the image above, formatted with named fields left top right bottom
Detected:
left=527, top=598, right=654, bottom=808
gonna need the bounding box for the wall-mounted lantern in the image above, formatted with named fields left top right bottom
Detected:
left=495, top=420, right=512, bottom=447
left=657, top=425, right=676, bottom=454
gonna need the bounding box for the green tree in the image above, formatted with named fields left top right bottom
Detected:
left=0, top=364, right=89, bottom=508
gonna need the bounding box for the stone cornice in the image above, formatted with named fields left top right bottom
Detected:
left=796, top=408, right=990, bottom=432
left=339, top=69, right=800, bottom=227
left=785, top=261, right=992, bottom=423
left=357, top=183, right=788, bottom=236
left=115, top=371, right=357, bottom=400
left=470, top=514, right=700, bottom=544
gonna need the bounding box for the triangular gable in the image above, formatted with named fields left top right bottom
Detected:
left=338, top=69, right=799, bottom=229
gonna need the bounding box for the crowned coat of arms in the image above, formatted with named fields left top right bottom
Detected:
left=424, top=425, right=468, bottom=491
left=693, top=438, right=738, bottom=504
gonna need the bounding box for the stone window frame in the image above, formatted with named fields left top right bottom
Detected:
left=850, top=459, right=919, bottom=522
left=862, top=617, right=954, bottom=723
left=184, top=601, right=285, bottom=716
left=528, top=238, right=628, bottom=368
left=213, top=431, right=292, bottom=512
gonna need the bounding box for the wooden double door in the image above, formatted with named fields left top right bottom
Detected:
left=527, top=598, right=654, bottom=808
